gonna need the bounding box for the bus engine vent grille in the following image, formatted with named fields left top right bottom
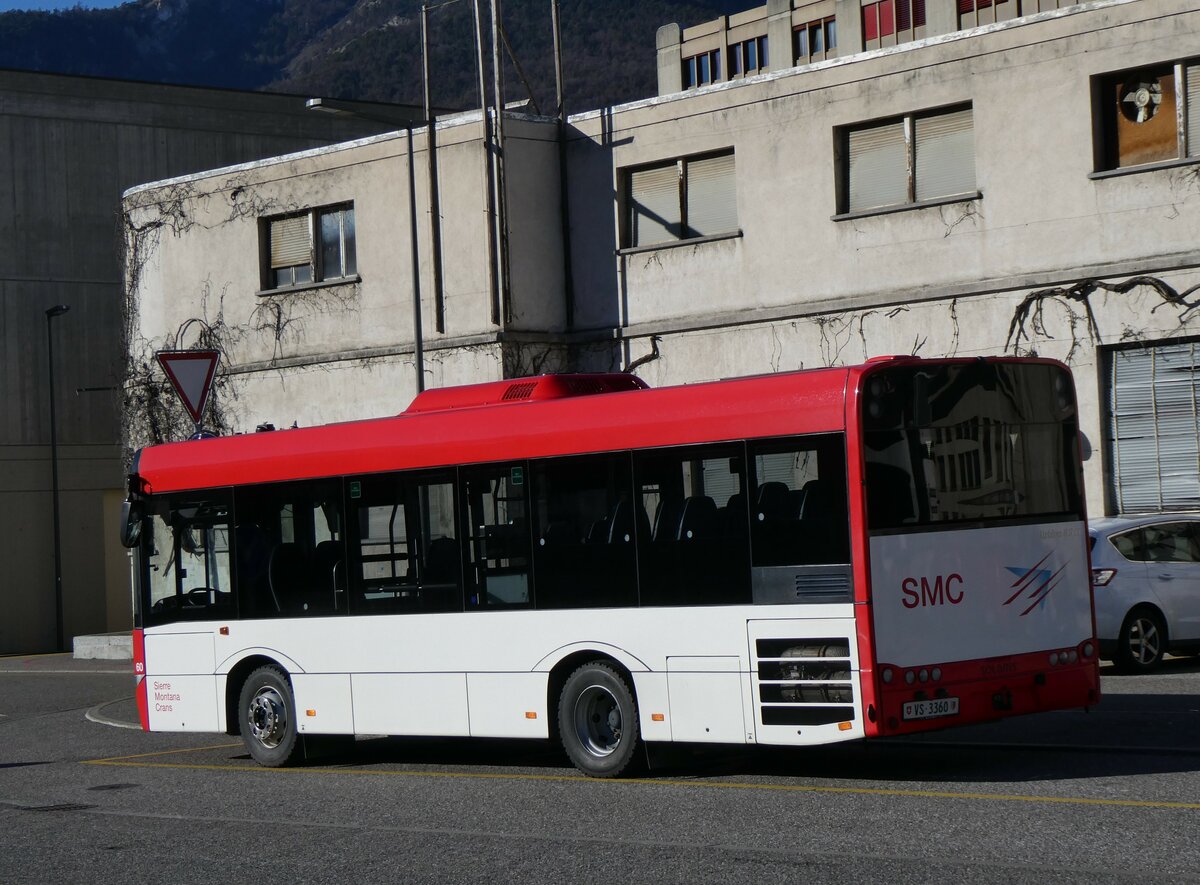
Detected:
left=793, top=572, right=851, bottom=600
left=754, top=638, right=855, bottom=726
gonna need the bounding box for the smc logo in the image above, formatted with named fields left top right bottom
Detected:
left=901, top=574, right=964, bottom=608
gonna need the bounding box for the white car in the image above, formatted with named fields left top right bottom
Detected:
left=1090, top=514, right=1200, bottom=672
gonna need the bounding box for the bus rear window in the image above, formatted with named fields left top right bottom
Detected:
left=862, top=362, right=1083, bottom=530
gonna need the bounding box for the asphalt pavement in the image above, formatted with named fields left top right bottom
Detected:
left=2, top=652, right=1199, bottom=883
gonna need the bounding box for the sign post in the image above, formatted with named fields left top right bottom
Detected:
left=156, top=350, right=220, bottom=438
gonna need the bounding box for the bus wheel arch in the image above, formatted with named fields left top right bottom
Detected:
left=554, top=656, right=642, bottom=778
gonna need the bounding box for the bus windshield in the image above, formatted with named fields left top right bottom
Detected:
left=862, top=361, right=1083, bottom=530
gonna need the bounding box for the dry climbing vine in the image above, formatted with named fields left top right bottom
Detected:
left=1005, top=274, right=1200, bottom=362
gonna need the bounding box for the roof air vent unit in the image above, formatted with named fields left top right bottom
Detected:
left=404, top=373, right=648, bottom=414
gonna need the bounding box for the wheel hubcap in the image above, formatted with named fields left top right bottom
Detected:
left=573, top=685, right=622, bottom=758
left=1129, top=618, right=1161, bottom=665
left=247, top=686, right=287, bottom=749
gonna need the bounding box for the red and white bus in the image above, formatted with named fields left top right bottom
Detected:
left=122, top=356, right=1099, bottom=776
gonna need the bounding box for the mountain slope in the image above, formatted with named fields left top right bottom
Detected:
left=0, top=0, right=748, bottom=112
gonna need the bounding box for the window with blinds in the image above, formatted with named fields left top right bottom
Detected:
left=1104, top=340, right=1200, bottom=513
left=263, top=204, right=356, bottom=291
left=624, top=152, right=738, bottom=248
left=842, top=105, right=976, bottom=214
left=1094, top=60, right=1200, bottom=171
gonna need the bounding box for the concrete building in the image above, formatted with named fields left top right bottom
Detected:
left=1, top=70, right=419, bottom=654
left=125, top=0, right=1200, bottom=538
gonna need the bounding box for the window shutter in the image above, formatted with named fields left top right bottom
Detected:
left=629, top=164, right=682, bottom=246
left=270, top=214, right=311, bottom=269
left=847, top=120, right=907, bottom=212
left=914, top=107, right=975, bottom=202
left=1107, top=342, right=1200, bottom=512
left=686, top=153, right=738, bottom=237
left=1187, top=64, right=1200, bottom=158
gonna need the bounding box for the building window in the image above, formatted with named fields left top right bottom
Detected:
left=958, top=0, right=1067, bottom=26
left=624, top=151, right=738, bottom=248
left=862, top=0, right=925, bottom=49
left=839, top=105, right=975, bottom=214
left=957, top=0, right=1019, bottom=28
left=794, top=17, right=837, bottom=64
left=1104, top=339, right=1200, bottom=513
left=1094, top=62, right=1200, bottom=171
left=730, top=35, right=768, bottom=78
left=683, top=49, right=721, bottom=89
left=264, top=204, right=357, bottom=291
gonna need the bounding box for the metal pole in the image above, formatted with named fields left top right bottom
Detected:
left=407, top=129, right=426, bottom=393
left=490, top=0, right=511, bottom=326
left=421, top=4, right=446, bottom=334
left=551, top=0, right=575, bottom=329
left=472, top=0, right=501, bottom=326
left=45, top=304, right=70, bottom=652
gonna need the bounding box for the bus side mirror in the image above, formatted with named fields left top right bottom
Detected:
left=120, top=499, right=144, bottom=548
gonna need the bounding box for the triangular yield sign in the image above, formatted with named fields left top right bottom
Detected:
left=156, top=350, right=220, bottom=426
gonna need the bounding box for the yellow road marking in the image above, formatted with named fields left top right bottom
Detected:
left=81, top=744, right=1200, bottom=810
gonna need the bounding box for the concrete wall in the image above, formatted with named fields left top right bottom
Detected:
left=1, top=70, right=416, bottom=653
left=124, top=111, right=567, bottom=440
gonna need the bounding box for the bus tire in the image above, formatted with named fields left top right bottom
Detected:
left=238, top=665, right=302, bottom=767
left=558, top=662, right=640, bottom=778
left=1115, top=608, right=1166, bottom=674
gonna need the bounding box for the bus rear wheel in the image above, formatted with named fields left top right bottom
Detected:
left=558, top=662, right=640, bottom=778
left=238, top=666, right=302, bottom=767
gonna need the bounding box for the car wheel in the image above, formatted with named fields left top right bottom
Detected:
left=558, top=662, right=641, bottom=778
left=1115, top=608, right=1167, bottom=674
left=238, top=665, right=302, bottom=766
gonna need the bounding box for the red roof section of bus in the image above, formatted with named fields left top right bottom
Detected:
left=404, top=373, right=648, bottom=414
left=134, top=368, right=850, bottom=493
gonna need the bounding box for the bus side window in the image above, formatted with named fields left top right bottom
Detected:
left=346, top=471, right=461, bottom=615
left=461, top=463, right=532, bottom=609
left=634, top=444, right=751, bottom=607
left=748, top=434, right=851, bottom=604
left=530, top=452, right=637, bottom=610
left=234, top=480, right=346, bottom=618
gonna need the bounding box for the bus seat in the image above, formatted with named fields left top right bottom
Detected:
left=722, top=491, right=748, bottom=536
left=268, top=542, right=308, bottom=612
left=584, top=517, right=609, bottom=544
left=787, top=488, right=807, bottom=519
left=605, top=500, right=636, bottom=544
left=424, top=536, right=461, bottom=585
left=652, top=497, right=683, bottom=542
left=235, top=523, right=272, bottom=610
left=313, top=540, right=345, bottom=597
left=755, top=482, right=791, bottom=522
left=677, top=495, right=718, bottom=541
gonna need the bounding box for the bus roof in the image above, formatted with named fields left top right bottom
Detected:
left=134, top=366, right=857, bottom=494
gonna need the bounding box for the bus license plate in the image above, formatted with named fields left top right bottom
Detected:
left=902, top=697, right=959, bottom=720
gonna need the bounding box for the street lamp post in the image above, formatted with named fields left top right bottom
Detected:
left=45, top=304, right=70, bottom=652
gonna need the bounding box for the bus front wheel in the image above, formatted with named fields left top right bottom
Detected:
left=558, top=662, right=640, bottom=778
left=238, top=666, right=302, bottom=767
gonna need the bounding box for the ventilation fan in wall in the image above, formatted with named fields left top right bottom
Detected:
left=1119, top=76, right=1163, bottom=124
